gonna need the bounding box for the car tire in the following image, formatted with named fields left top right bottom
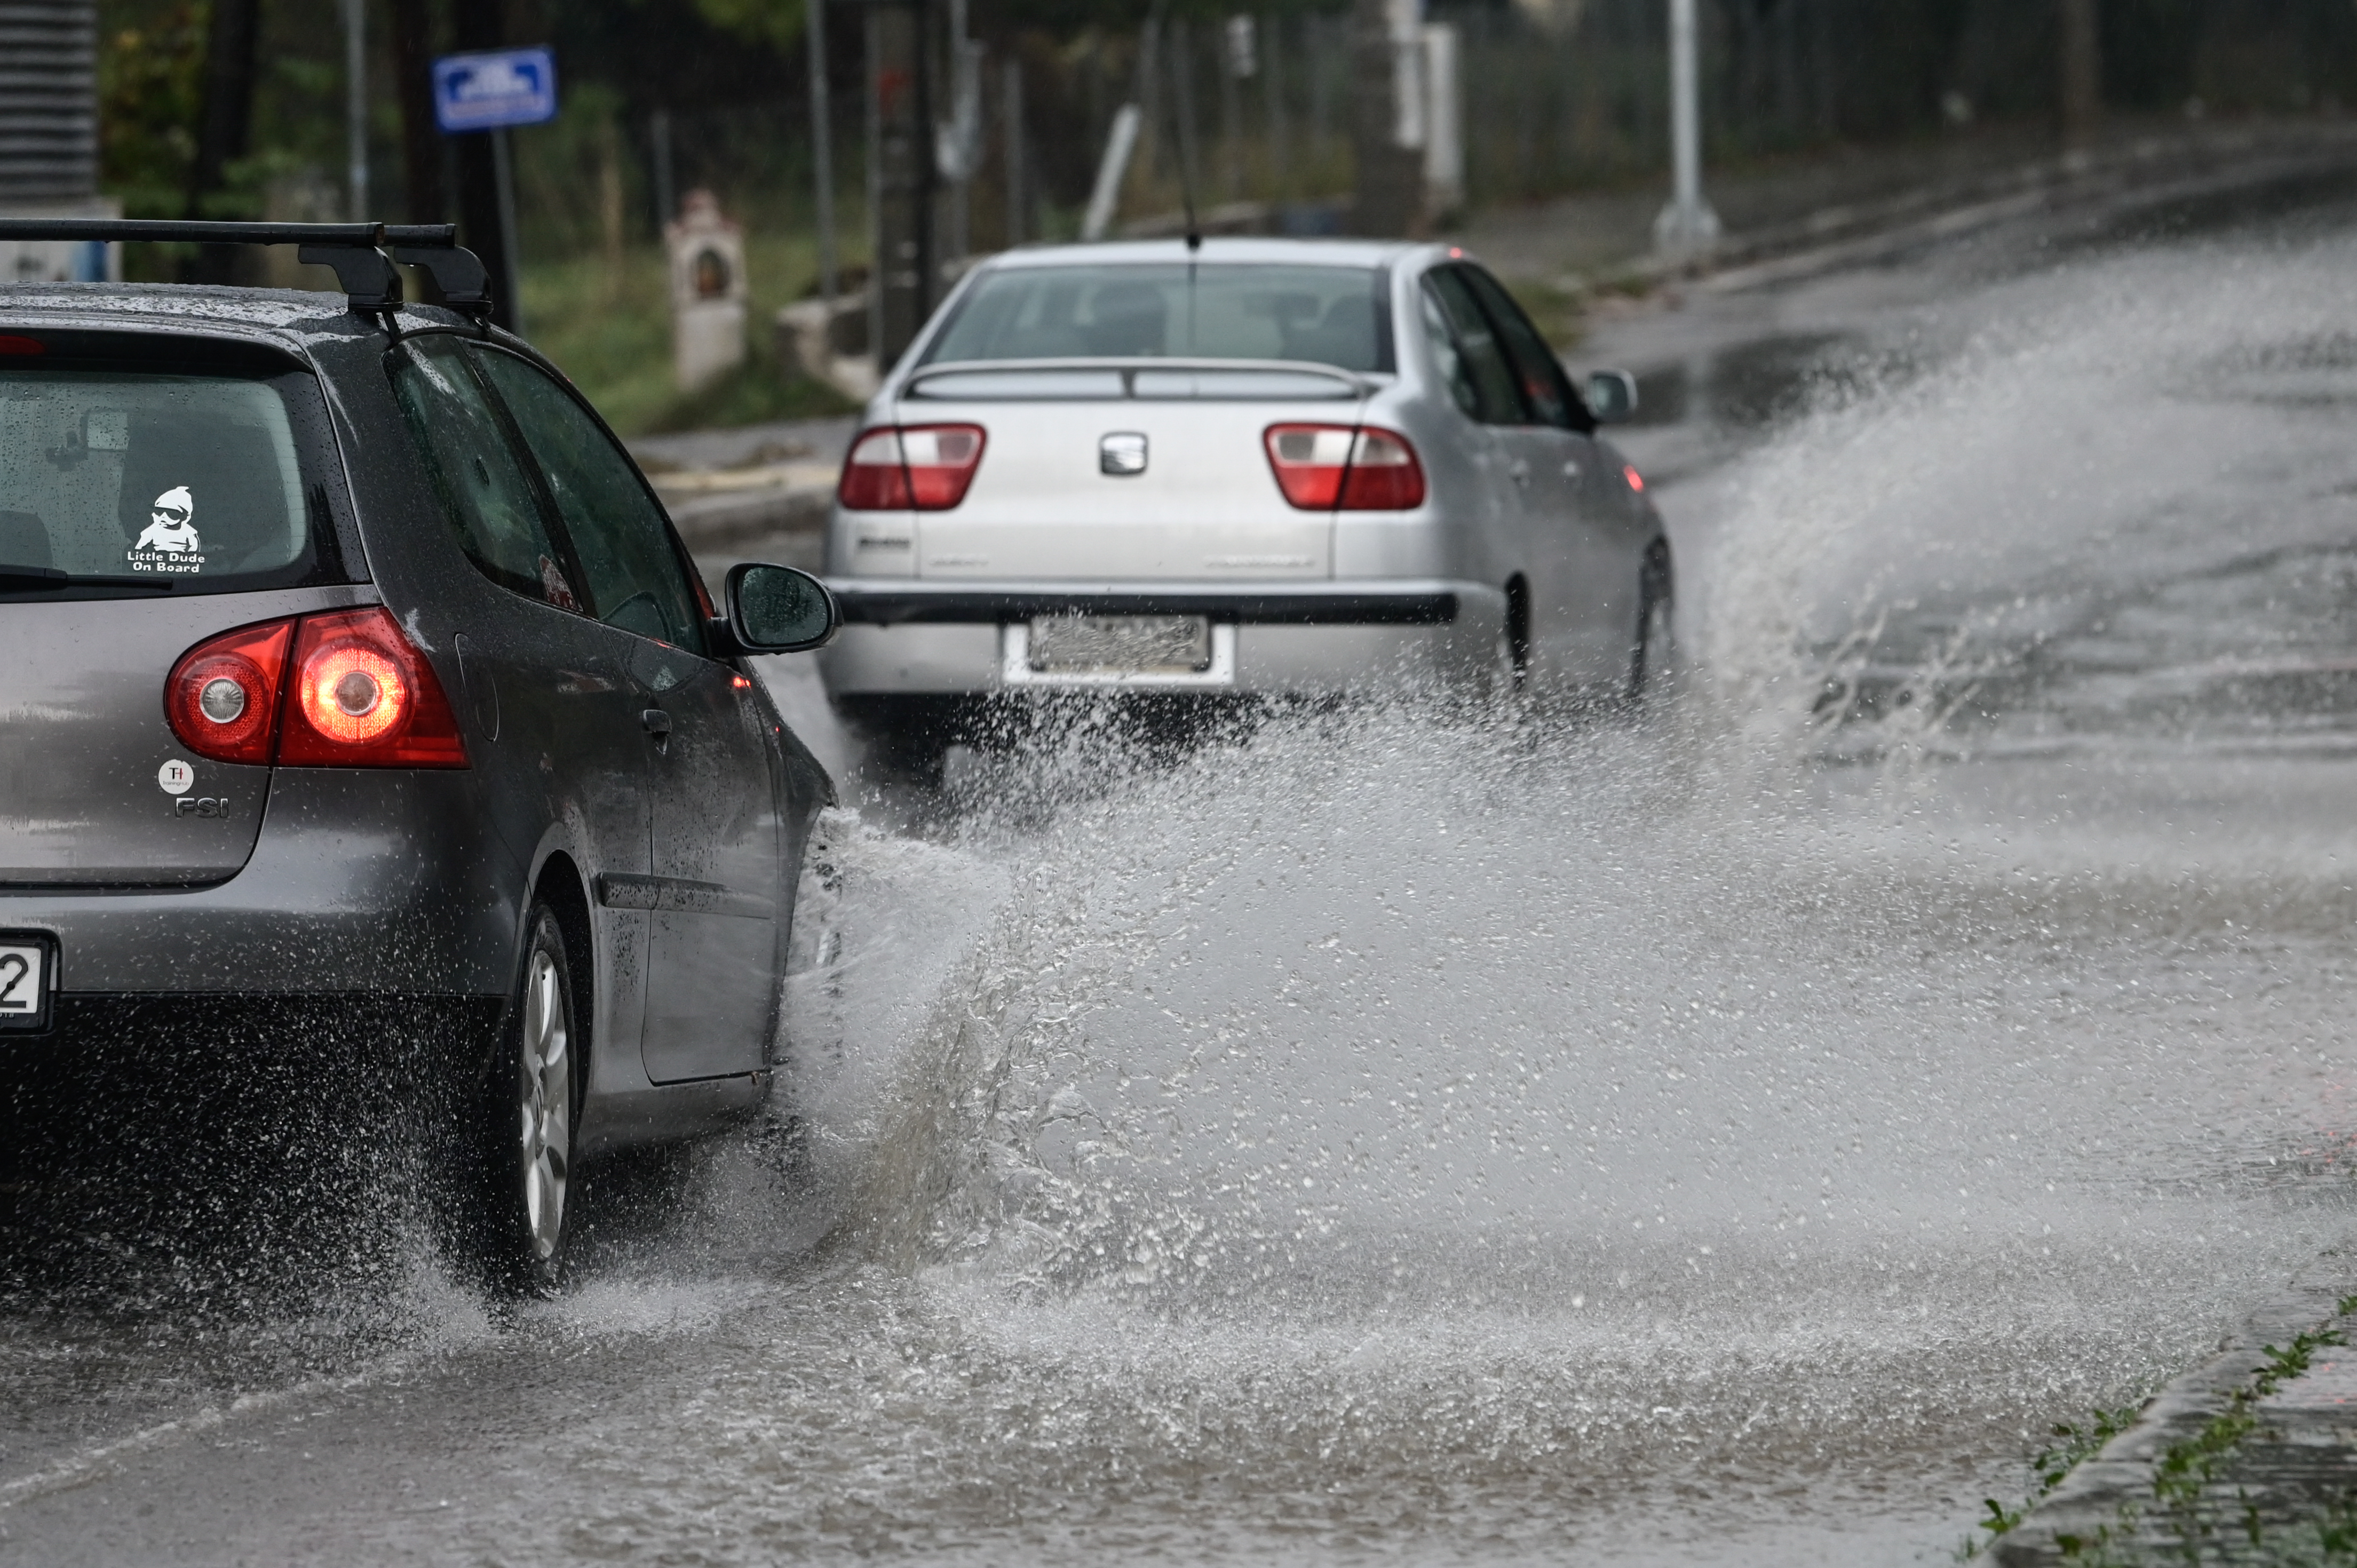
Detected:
left=1490, top=575, right=1531, bottom=706
left=472, top=903, right=581, bottom=1294
left=1629, top=543, right=1676, bottom=701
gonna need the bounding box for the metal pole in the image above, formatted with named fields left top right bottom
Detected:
left=1652, top=0, right=1719, bottom=258
left=1081, top=104, right=1141, bottom=242
left=807, top=0, right=837, bottom=305
left=1002, top=57, right=1025, bottom=246
left=343, top=0, right=369, bottom=220
left=491, top=124, right=523, bottom=335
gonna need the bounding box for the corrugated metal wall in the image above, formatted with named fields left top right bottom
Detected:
left=0, top=0, right=98, bottom=204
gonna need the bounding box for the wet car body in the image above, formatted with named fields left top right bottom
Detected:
left=0, top=267, right=835, bottom=1277
left=820, top=238, right=1671, bottom=743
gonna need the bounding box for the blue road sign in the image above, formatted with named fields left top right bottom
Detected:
left=432, top=48, right=558, bottom=133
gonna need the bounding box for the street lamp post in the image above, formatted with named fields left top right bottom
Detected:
left=1652, top=0, right=1719, bottom=260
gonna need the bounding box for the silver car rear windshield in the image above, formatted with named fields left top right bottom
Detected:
left=921, top=264, right=1394, bottom=373
left=0, top=368, right=319, bottom=599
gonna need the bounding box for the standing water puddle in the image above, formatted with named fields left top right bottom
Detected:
left=7, top=194, right=2357, bottom=1567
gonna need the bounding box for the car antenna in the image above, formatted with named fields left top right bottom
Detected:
left=1150, top=0, right=1202, bottom=255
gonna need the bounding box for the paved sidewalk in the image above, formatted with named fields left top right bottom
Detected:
left=1993, top=1277, right=2357, bottom=1565
left=1457, top=114, right=2357, bottom=297
left=629, top=417, right=853, bottom=570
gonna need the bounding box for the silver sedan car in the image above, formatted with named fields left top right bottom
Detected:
left=820, top=238, right=1670, bottom=762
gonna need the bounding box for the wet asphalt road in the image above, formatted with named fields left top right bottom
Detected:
left=12, top=164, right=2357, bottom=1565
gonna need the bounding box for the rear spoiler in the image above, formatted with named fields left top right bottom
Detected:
left=903, top=356, right=1370, bottom=402
left=0, top=219, right=493, bottom=330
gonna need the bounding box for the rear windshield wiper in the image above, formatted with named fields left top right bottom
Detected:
left=0, top=567, right=172, bottom=592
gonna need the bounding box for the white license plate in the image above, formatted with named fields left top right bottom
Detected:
left=1028, top=615, right=1213, bottom=674
left=0, top=934, right=53, bottom=1031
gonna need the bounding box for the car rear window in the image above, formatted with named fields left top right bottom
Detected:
left=922, top=264, right=1393, bottom=372
left=0, top=366, right=332, bottom=600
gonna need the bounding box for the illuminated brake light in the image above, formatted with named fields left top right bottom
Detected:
left=278, top=608, right=466, bottom=767
left=837, top=424, right=987, bottom=511
left=1263, top=424, right=1427, bottom=511
left=164, top=608, right=466, bottom=767
left=165, top=619, right=293, bottom=763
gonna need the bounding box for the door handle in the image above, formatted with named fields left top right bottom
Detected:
left=641, top=707, right=672, bottom=752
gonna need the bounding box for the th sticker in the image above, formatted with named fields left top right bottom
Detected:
left=127, top=485, right=205, bottom=575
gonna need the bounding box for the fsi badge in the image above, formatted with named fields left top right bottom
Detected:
left=432, top=47, right=559, bottom=133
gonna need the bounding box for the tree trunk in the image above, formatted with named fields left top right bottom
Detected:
left=184, top=0, right=261, bottom=282
left=2059, top=0, right=2101, bottom=148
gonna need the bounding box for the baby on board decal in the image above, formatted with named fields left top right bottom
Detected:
left=128, top=485, right=205, bottom=574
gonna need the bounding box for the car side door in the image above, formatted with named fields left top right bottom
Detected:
left=1417, top=266, right=1537, bottom=666
left=1450, top=265, right=1626, bottom=686
left=472, top=346, right=784, bottom=1086
left=386, top=333, right=655, bottom=1071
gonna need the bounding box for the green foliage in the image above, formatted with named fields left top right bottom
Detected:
left=1967, top=1405, right=2142, bottom=1554
left=687, top=0, right=806, bottom=53
left=518, top=232, right=858, bottom=437
left=98, top=0, right=206, bottom=218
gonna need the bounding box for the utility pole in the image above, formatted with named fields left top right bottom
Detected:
left=388, top=0, right=442, bottom=225
left=870, top=0, right=935, bottom=367
left=1652, top=0, right=1720, bottom=260
left=2058, top=0, right=2101, bottom=152
left=450, top=0, right=518, bottom=332
left=185, top=0, right=261, bottom=281
left=807, top=0, right=837, bottom=307
left=343, top=0, right=369, bottom=220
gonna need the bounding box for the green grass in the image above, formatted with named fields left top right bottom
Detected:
left=1966, top=1300, right=2357, bottom=1563
left=515, top=232, right=860, bottom=438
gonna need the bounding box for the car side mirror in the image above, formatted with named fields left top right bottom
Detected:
left=1585, top=369, right=1639, bottom=426
left=723, top=562, right=838, bottom=654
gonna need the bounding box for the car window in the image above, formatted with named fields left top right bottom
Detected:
left=1418, top=286, right=1481, bottom=419
left=1457, top=266, right=1592, bottom=433
left=0, top=368, right=315, bottom=592
left=924, top=263, right=1394, bottom=373
left=389, top=336, right=583, bottom=613
left=472, top=349, right=706, bottom=655
left=1422, top=269, right=1525, bottom=425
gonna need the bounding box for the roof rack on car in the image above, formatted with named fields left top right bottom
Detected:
left=0, top=219, right=494, bottom=329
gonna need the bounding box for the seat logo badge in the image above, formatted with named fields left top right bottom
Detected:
left=1100, top=432, right=1148, bottom=476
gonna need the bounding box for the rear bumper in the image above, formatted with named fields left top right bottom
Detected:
left=819, top=577, right=1505, bottom=696
left=0, top=769, right=519, bottom=998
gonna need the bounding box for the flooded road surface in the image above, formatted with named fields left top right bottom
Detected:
left=11, top=173, right=2357, bottom=1565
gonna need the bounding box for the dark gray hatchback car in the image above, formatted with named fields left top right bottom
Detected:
left=0, top=222, right=838, bottom=1286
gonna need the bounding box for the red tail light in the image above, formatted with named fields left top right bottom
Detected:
left=164, top=607, right=467, bottom=769
left=1263, top=424, right=1427, bottom=511
left=1624, top=464, right=1646, bottom=493
left=165, top=619, right=293, bottom=764
left=279, top=609, right=467, bottom=767
left=837, top=424, right=987, bottom=511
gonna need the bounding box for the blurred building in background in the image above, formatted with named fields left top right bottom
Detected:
left=3, top=0, right=118, bottom=282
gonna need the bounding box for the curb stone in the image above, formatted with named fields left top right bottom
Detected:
left=1993, top=1276, right=2355, bottom=1566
